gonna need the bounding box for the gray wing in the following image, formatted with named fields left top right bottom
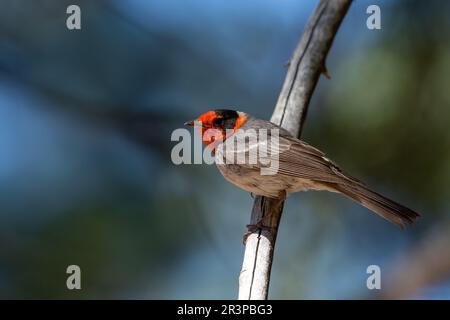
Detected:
left=244, top=126, right=359, bottom=185
left=220, top=116, right=358, bottom=184
left=272, top=134, right=361, bottom=184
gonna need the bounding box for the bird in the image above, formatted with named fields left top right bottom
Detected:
left=184, top=109, right=420, bottom=228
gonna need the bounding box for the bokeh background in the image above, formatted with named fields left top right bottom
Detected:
left=0, top=0, right=449, bottom=299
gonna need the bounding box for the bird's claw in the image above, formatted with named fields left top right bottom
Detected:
left=242, top=221, right=275, bottom=245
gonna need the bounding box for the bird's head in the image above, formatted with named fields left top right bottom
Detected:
left=185, top=109, right=248, bottom=147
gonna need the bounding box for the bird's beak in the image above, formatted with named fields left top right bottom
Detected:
left=184, top=120, right=195, bottom=127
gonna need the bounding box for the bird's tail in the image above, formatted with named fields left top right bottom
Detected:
left=329, top=182, right=420, bottom=227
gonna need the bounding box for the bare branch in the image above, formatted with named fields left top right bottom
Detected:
left=238, top=0, right=353, bottom=300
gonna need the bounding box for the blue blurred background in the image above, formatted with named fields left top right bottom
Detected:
left=0, top=0, right=449, bottom=299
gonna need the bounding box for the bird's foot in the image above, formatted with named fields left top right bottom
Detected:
left=242, top=221, right=275, bottom=245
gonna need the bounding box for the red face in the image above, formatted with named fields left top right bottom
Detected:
left=185, top=109, right=247, bottom=148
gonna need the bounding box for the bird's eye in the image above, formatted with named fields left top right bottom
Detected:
left=213, top=117, right=224, bottom=127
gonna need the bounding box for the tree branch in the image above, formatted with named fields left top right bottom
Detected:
left=238, top=0, right=352, bottom=300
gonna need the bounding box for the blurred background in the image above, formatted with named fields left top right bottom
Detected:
left=0, top=0, right=449, bottom=299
